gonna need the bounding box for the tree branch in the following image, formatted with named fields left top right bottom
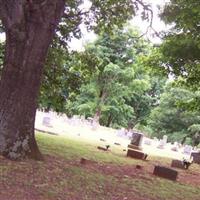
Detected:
left=134, top=0, right=161, bottom=39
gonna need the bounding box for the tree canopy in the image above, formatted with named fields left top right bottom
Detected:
left=159, top=0, right=200, bottom=88
left=148, top=82, right=200, bottom=145
left=0, top=0, right=156, bottom=160
left=66, top=25, right=166, bottom=128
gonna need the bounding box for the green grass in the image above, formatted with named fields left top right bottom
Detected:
left=37, top=132, right=143, bottom=165
left=35, top=132, right=200, bottom=200
left=1, top=132, right=200, bottom=200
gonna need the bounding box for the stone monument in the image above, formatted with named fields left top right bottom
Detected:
left=127, top=131, right=143, bottom=150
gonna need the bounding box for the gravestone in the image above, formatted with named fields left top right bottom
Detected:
left=129, top=132, right=143, bottom=150
left=183, top=145, right=192, bottom=156
left=42, top=116, right=53, bottom=127
left=191, top=152, right=200, bottom=164
left=131, top=132, right=143, bottom=146
left=97, top=145, right=110, bottom=151
left=171, top=160, right=185, bottom=169
left=127, top=149, right=147, bottom=160
left=171, top=142, right=178, bottom=151
left=144, top=139, right=152, bottom=145
left=153, top=166, right=178, bottom=181
left=163, top=135, right=168, bottom=144
left=171, top=146, right=178, bottom=151
left=157, top=140, right=165, bottom=149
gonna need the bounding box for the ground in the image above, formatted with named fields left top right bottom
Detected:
left=0, top=132, right=200, bottom=200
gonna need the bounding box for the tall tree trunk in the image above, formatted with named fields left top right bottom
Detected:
left=93, top=90, right=107, bottom=125
left=181, top=136, right=187, bottom=145
left=106, top=113, right=113, bottom=127
left=0, top=0, right=65, bottom=160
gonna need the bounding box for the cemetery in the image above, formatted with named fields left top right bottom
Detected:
left=17, top=110, right=197, bottom=199
left=1, top=1, right=200, bottom=200
left=36, top=111, right=199, bottom=163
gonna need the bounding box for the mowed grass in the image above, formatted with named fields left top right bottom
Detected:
left=0, top=132, right=200, bottom=200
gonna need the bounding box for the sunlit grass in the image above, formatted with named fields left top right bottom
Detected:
left=34, top=132, right=200, bottom=200
left=1, top=132, right=198, bottom=200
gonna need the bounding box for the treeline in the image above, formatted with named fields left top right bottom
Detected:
left=38, top=22, right=200, bottom=146
left=1, top=1, right=200, bottom=146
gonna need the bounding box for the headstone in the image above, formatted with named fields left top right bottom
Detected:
left=97, top=145, right=110, bottom=151
left=130, top=132, right=143, bottom=149
left=144, top=139, right=152, bottom=145
left=42, top=116, right=53, bottom=127
left=163, top=135, right=168, bottom=144
left=157, top=140, right=165, bottom=149
left=127, top=149, right=147, bottom=160
left=183, top=145, right=192, bottom=156
left=191, top=152, right=200, bottom=164
left=153, top=166, right=178, bottom=181
left=171, top=142, right=178, bottom=151
left=171, top=146, right=178, bottom=151
left=171, top=160, right=185, bottom=169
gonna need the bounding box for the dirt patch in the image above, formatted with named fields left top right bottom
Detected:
left=0, top=155, right=200, bottom=200
left=78, top=157, right=200, bottom=187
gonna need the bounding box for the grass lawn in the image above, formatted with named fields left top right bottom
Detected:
left=0, top=132, right=200, bottom=200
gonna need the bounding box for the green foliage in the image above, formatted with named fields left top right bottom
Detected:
left=148, top=82, right=200, bottom=144
left=39, top=46, right=85, bottom=112
left=39, top=0, right=155, bottom=113
left=53, top=0, right=153, bottom=47
left=159, top=0, right=200, bottom=89
left=67, top=26, right=157, bottom=128
left=0, top=0, right=153, bottom=113
left=188, top=124, right=200, bottom=146
left=69, top=28, right=143, bottom=125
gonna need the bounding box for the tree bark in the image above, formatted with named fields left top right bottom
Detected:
left=93, top=90, right=107, bottom=125
left=106, top=113, right=113, bottom=127
left=0, top=0, right=65, bottom=160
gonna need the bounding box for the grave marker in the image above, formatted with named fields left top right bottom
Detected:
left=191, top=152, right=200, bottom=164
left=171, top=160, right=185, bottom=169
left=153, top=166, right=178, bottom=181
left=42, top=116, right=53, bottom=127
left=127, top=149, right=147, bottom=160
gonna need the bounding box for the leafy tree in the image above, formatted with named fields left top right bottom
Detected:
left=188, top=124, right=200, bottom=146
left=148, top=82, right=200, bottom=144
left=68, top=27, right=141, bottom=126
left=67, top=26, right=163, bottom=128
left=157, top=0, right=200, bottom=110
left=125, top=58, right=167, bottom=128
left=0, top=0, right=152, bottom=160
left=39, top=48, right=86, bottom=112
